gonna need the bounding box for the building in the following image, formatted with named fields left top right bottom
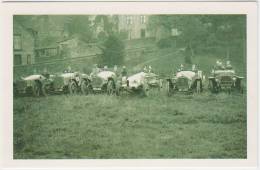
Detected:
left=13, top=22, right=36, bottom=66
left=118, top=15, right=153, bottom=40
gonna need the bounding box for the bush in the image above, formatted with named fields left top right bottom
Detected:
left=100, top=34, right=125, bottom=67
left=156, top=37, right=175, bottom=49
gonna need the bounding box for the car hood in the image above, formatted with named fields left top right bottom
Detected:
left=176, top=71, right=196, bottom=80
left=60, top=73, right=76, bottom=78
left=97, top=71, right=116, bottom=80
left=22, top=74, right=46, bottom=81
left=127, top=72, right=146, bottom=82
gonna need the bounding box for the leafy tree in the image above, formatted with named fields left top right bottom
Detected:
left=100, top=34, right=125, bottom=67
left=64, top=16, right=94, bottom=43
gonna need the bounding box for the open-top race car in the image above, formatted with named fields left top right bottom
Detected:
left=42, top=72, right=89, bottom=95
left=165, top=70, right=203, bottom=96
left=14, top=71, right=90, bottom=97
left=208, top=69, right=244, bottom=93
left=116, top=71, right=161, bottom=96
left=80, top=70, right=117, bottom=95
left=145, top=72, right=163, bottom=90
left=14, top=74, right=47, bottom=97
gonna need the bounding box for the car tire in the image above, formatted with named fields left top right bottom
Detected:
left=42, top=83, right=49, bottom=97
left=69, top=80, right=78, bottom=95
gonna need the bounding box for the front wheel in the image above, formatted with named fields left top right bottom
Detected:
left=42, top=83, right=51, bottom=96
left=69, top=81, right=78, bottom=95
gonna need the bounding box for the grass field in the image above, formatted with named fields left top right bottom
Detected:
left=13, top=91, right=246, bottom=159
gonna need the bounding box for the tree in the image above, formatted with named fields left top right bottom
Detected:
left=64, top=16, right=94, bottom=43
left=100, top=34, right=125, bottom=67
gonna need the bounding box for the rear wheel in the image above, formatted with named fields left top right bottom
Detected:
left=69, top=81, right=78, bottom=95
left=107, top=80, right=115, bottom=95
left=42, top=83, right=50, bottom=96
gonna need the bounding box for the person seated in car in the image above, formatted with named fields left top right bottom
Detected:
left=64, top=66, right=73, bottom=73
left=191, top=64, right=197, bottom=72
left=90, top=64, right=100, bottom=77
left=225, top=60, right=233, bottom=70
left=148, top=65, right=153, bottom=73
left=103, top=65, right=108, bottom=71
left=215, top=60, right=225, bottom=70
left=143, top=65, right=148, bottom=73
left=177, top=64, right=184, bottom=72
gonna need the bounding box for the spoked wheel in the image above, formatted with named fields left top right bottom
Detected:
left=69, top=81, right=78, bottom=95
left=107, top=80, right=115, bottom=95
left=81, top=80, right=92, bottom=95
left=42, top=83, right=50, bottom=97
left=32, top=81, right=42, bottom=97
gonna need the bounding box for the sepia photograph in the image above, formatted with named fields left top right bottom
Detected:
left=12, top=14, right=248, bottom=159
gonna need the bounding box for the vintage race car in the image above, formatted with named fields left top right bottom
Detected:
left=208, top=69, right=244, bottom=93
left=116, top=72, right=150, bottom=96
left=14, top=74, right=47, bottom=97
left=42, top=72, right=89, bottom=95
left=145, top=72, right=163, bottom=90
left=165, top=70, right=203, bottom=96
left=80, top=70, right=117, bottom=95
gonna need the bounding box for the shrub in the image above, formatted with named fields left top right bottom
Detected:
left=100, top=34, right=125, bottom=67
left=156, top=37, right=175, bottom=49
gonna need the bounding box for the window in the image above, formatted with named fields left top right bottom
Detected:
left=27, top=54, right=31, bottom=65
left=141, top=29, right=146, bottom=38
left=14, top=34, right=22, bottom=50
left=126, top=16, right=133, bottom=25
left=140, top=15, right=146, bottom=24
left=14, top=54, right=22, bottom=65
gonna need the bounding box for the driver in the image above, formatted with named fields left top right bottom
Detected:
left=226, top=60, right=233, bottom=70
left=177, top=64, right=184, bottom=72
left=90, top=64, right=100, bottom=78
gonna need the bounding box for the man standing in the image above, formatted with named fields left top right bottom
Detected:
left=121, top=66, right=127, bottom=77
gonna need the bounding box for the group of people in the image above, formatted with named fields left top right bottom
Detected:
left=90, top=64, right=128, bottom=78
left=37, top=59, right=233, bottom=80
left=214, top=60, right=233, bottom=70
left=176, top=64, right=198, bottom=72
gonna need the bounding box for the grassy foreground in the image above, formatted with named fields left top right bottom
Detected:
left=13, top=91, right=246, bottom=159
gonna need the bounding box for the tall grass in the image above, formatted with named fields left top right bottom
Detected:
left=14, top=92, right=246, bottom=159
